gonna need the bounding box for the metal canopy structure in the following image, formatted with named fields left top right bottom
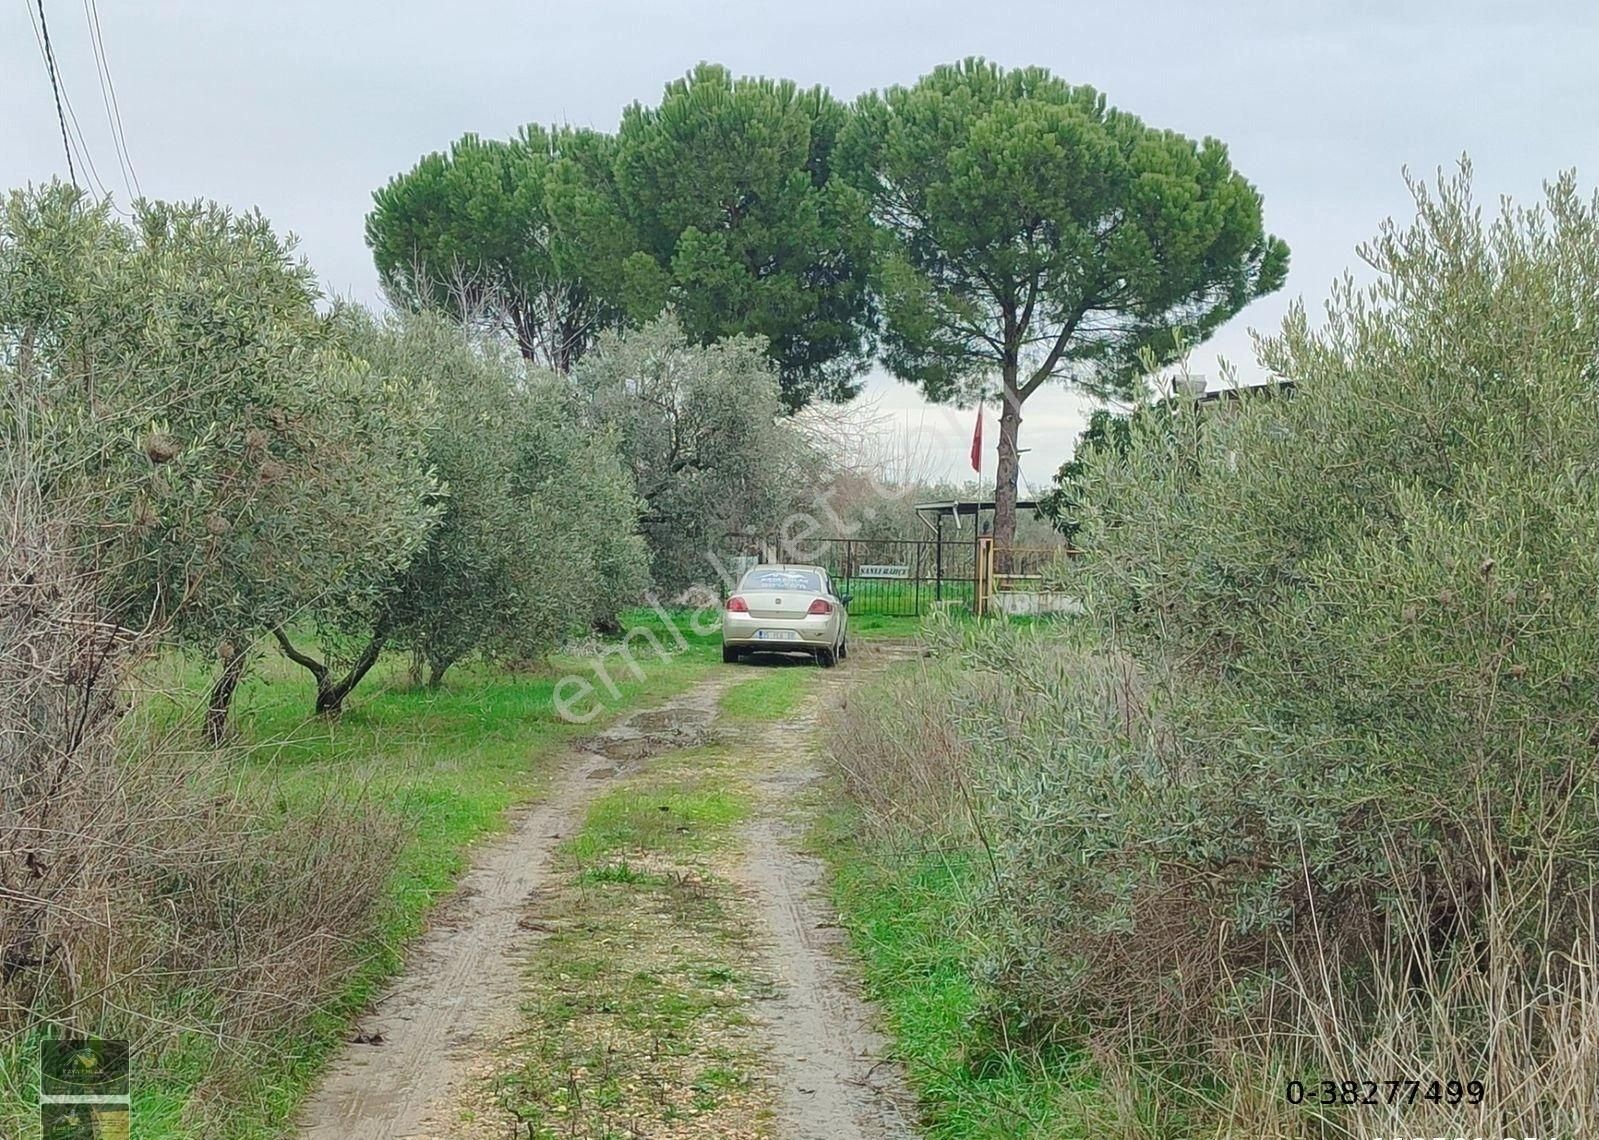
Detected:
left=906, top=497, right=1046, bottom=608
left=1190, top=378, right=1297, bottom=406
left=913, top=498, right=1042, bottom=533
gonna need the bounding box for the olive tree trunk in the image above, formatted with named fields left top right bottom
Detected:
left=426, top=653, right=453, bottom=689
left=204, top=646, right=249, bottom=744
left=272, top=626, right=388, bottom=716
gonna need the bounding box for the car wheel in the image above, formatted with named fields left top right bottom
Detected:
left=816, top=645, right=837, bottom=668
left=722, top=645, right=740, bottom=664
left=838, top=637, right=848, bottom=660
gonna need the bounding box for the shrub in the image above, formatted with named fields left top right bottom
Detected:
left=1064, top=163, right=1599, bottom=1011
left=875, top=166, right=1599, bottom=1135
left=829, top=647, right=978, bottom=836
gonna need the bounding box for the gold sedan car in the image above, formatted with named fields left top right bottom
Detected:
left=721, top=564, right=849, bottom=667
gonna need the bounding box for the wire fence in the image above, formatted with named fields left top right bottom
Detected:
left=720, top=534, right=981, bottom=616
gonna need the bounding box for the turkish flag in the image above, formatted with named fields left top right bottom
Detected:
left=970, top=400, right=984, bottom=473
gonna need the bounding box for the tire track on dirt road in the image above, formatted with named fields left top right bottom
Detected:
left=299, top=643, right=920, bottom=1140
left=297, top=674, right=737, bottom=1140
left=738, top=643, right=920, bottom=1140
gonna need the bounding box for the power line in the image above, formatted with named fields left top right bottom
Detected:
left=58, top=52, right=113, bottom=196
left=26, top=0, right=128, bottom=208
left=83, top=0, right=140, bottom=199
left=33, top=0, right=78, bottom=189
left=26, top=0, right=92, bottom=191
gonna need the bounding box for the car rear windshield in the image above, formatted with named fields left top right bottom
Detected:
left=739, top=568, right=823, bottom=594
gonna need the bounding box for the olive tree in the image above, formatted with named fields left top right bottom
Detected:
left=578, top=315, right=818, bottom=596
left=273, top=312, right=648, bottom=703
left=978, top=166, right=1599, bottom=1107
left=0, top=185, right=438, bottom=739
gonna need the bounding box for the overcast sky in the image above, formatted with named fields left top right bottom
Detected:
left=6, top=1, right=1597, bottom=488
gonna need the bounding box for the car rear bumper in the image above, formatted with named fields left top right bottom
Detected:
left=722, top=612, right=839, bottom=649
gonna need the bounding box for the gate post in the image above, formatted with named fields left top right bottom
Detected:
left=913, top=540, right=922, bottom=616
left=975, top=536, right=992, bottom=617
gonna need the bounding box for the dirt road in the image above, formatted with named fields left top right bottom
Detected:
left=741, top=696, right=918, bottom=1140
left=297, top=646, right=916, bottom=1140
left=297, top=749, right=606, bottom=1140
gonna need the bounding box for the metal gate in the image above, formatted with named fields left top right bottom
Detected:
left=720, top=532, right=1081, bottom=618
left=754, top=536, right=981, bottom=617
left=828, top=537, right=973, bottom=616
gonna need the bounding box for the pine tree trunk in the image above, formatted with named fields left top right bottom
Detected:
left=512, top=302, right=540, bottom=363
left=993, top=379, right=1024, bottom=559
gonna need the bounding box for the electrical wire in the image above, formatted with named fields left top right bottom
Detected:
left=83, top=0, right=140, bottom=199
left=59, top=59, right=114, bottom=197
left=32, top=0, right=78, bottom=189
left=26, top=0, right=128, bottom=209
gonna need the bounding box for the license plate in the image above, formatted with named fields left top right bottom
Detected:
left=753, top=629, right=801, bottom=641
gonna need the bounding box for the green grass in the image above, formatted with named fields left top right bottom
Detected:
left=718, top=666, right=814, bottom=721
left=834, top=575, right=976, bottom=619
left=562, top=755, right=750, bottom=863
left=847, top=610, right=930, bottom=639
left=494, top=745, right=768, bottom=1136
left=1, top=606, right=724, bottom=1140
left=817, top=806, right=1093, bottom=1139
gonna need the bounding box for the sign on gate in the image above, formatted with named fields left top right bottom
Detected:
left=856, top=564, right=910, bottom=579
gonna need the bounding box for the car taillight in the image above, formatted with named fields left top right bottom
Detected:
left=807, top=598, right=832, bottom=615
left=726, top=595, right=749, bottom=613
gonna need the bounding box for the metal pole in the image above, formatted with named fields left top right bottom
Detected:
left=975, top=536, right=987, bottom=617
left=974, top=518, right=982, bottom=614
left=935, top=514, right=944, bottom=602
left=913, top=541, right=922, bottom=617
left=845, top=538, right=853, bottom=612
